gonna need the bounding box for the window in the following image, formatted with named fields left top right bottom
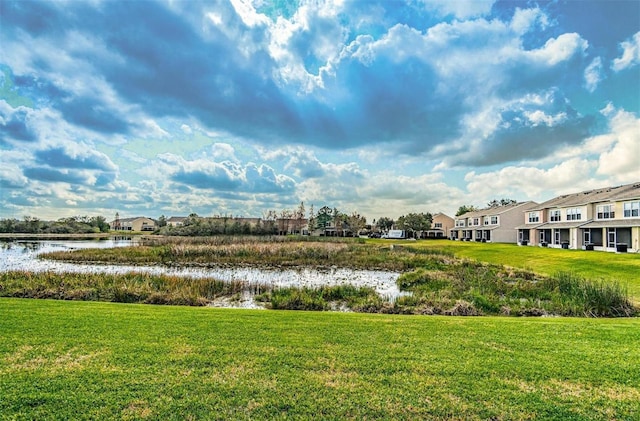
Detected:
left=490, top=216, right=498, bottom=225
left=434, top=222, right=442, bottom=228
left=455, top=220, right=465, bottom=227
left=597, top=204, right=615, bottom=219
left=473, top=218, right=479, bottom=226
left=567, top=208, right=582, bottom=221
left=550, top=210, right=561, bottom=222
left=528, top=211, right=540, bottom=223
left=623, top=201, right=640, bottom=218
left=484, top=217, right=489, bottom=225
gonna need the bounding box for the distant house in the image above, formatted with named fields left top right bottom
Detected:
left=276, top=218, right=308, bottom=235
left=451, top=202, right=538, bottom=243
left=166, top=216, right=187, bottom=227
left=516, top=182, right=640, bottom=252
left=424, top=213, right=454, bottom=238
left=110, top=217, right=156, bottom=232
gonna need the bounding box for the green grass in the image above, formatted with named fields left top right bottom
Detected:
left=378, top=239, right=640, bottom=300
left=1, top=298, right=639, bottom=420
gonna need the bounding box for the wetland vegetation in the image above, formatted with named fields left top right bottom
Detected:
left=7, top=236, right=636, bottom=317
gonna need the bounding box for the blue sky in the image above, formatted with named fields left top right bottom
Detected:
left=1, top=0, right=639, bottom=222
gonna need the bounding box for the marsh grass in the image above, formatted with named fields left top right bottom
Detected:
left=259, top=285, right=383, bottom=312
left=395, top=263, right=637, bottom=317
left=40, top=236, right=451, bottom=271
left=0, top=271, right=266, bottom=306
left=24, top=237, right=640, bottom=316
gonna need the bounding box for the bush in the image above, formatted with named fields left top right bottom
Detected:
left=543, top=272, right=636, bottom=317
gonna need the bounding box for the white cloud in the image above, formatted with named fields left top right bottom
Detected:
left=527, top=33, right=587, bottom=66
left=612, top=31, right=640, bottom=72
left=584, top=57, right=603, bottom=92
left=421, top=0, right=495, bottom=19
left=211, top=143, right=237, bottom=161
left=595, top=107, right=640, bottom=182
left=229, top=0, right=270, bottom=27
left=464, top=158, right=599, bottom=201
left=510, top=7, right=548, bottom=35
left=524, top=110, right=567, bottom=127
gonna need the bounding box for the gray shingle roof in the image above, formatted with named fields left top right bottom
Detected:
left=455, top=201, right=536, bottom=219
left=530, top=182, right=640, bottom=210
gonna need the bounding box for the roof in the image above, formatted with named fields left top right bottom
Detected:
left=580, top=218, right=640, bottom=229
left=514, top=223, right=545, bottom=230
left=536, top=221, right=591, bottom=230
left=113, top=216, right=155, bottom=223
left=530, top=182, right=640, bottom=211
left=455, top=201, right=537, bottom=219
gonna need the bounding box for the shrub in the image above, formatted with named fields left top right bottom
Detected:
left=444, top=300, right=481, bottom=316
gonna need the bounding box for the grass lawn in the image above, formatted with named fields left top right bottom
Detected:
left=1, top=298, right=639, bottom=420
left=381, top=239, right=640, bottom=300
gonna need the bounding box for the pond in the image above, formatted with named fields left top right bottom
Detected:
left=0, top=238, right=403, bottom=308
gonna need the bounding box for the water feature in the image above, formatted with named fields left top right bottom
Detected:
left=0, top=239, right=404, bottom=308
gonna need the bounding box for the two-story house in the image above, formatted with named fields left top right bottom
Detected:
left=451, top=202, right=538, bottom=243
left=424, top=213, right=454, bottom=238
left=110, top=216, right=156, bottom=232
left=516, top=182, right=640, bottom=252
left=166, top=216, right=187, bottom=227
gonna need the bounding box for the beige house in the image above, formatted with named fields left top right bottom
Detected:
left=110, top=216, right=156, bottom=232
left=166, top=216, right=187, bottom=227
left=276, top=218, right=309, bottom=235
left=425, top=213, right=454, bottom=238
left=517, top=182, right=640, bottom=252
left=451, top=202, right=538, bottom=243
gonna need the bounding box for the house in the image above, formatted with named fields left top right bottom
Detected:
left=424, top=213, right=454, bottom=238
left=451, top=202, right=538, bottom=243
left=110, top=216, right=156, bottom=232
left=516, top=182, right=640, bottom=252
left=276, top=218, right=309, bottom=235
left=166, top=216, right=187, bottom=227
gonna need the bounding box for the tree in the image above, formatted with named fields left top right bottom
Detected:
left=396, top=212, right=431, bottom=237
left=89, top=216, right=110, bottom=232
left=279, top=209, right=293, bottom=235
left=487, top=198, right=517, bottom=208
left=346, top=212, right=367, bottom=236
left=375, top=217, right=394, bottom=232
left=333, top=208, right=343, bottom=237
left=307, top=204, right=316, bottom=234
left=316, top=206, right=333, bottom=234
left=157, top=215, right=167, bottom=228
left=456, top=205, right=477, bottom=216
left=293, top=202, right=305, bottom=235
left=24, top=216, right=42, bottom=233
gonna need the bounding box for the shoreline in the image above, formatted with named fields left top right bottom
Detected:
left=0, top=233, right=145, bottom=240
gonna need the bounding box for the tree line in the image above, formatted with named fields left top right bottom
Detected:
left=0, top=216, right=110, bottom=234
left=0, top=204, right=442, bottom=237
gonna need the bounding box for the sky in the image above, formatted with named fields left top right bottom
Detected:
left=1, top=0, right=639, bottom=223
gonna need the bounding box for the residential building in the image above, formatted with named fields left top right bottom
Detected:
left=424, top=213, right=454, bottom=238
left=277, top=218, right=309, bottom=235
left=516, top=182, right=640, bottom=252
left=166, top=216, right=187, bottom=227
left=110, top=216, right=156, bottom=232
left=451, top=202, right=538, bottom=243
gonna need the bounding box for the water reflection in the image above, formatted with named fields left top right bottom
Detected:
left=0, top=239, right=404, bottom=307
